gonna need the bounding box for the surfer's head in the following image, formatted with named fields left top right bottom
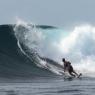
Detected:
left=62, top=58, right=65, bottom=62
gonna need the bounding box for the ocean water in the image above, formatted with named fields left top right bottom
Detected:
left=0, top=20, right=95, bottom=95
left=0, top=77, right=95, bottom=95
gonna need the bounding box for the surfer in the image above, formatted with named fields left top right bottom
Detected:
left=62, top=58, right=79, bottom=77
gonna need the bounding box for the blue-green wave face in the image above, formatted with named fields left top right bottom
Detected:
left=37, top=28, right=70, bottom=60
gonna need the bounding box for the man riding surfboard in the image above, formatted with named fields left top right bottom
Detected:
left=62, top=58, right=81, bottom=78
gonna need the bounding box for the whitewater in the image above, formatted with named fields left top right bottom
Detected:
left=0, top=19, right=95, bottom=95
left=14, top=20, right=95, bottom=77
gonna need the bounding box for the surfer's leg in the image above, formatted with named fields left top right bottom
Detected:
left=68, top=71, right=75, bottom=77
left=68, top=66, right=76, bottom=77
left=69, top=66, right=79, bottom=77
left=72, top=70, right=79, bottom=77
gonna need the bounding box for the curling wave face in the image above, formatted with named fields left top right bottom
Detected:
left=0, top=24, right=65, bottom=78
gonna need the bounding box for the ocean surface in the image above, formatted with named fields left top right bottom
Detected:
left=0, top=77, right=95, bottom=95
left=0, top=21, right=95, bottom=95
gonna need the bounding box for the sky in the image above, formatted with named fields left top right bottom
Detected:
left=0, top=0, right=95, bottom=27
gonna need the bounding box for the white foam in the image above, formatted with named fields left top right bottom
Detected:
left=14, top=19, right=95, bottom=77
left=58, top=25, right=95, bottom=77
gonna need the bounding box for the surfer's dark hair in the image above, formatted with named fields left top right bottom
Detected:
left=62, top=58, right=65, bottom=62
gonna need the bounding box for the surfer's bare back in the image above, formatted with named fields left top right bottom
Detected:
left=62, top=58, right=79, bottom=77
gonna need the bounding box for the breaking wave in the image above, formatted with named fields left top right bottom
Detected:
left=0, top=19, right=95, bottom=78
